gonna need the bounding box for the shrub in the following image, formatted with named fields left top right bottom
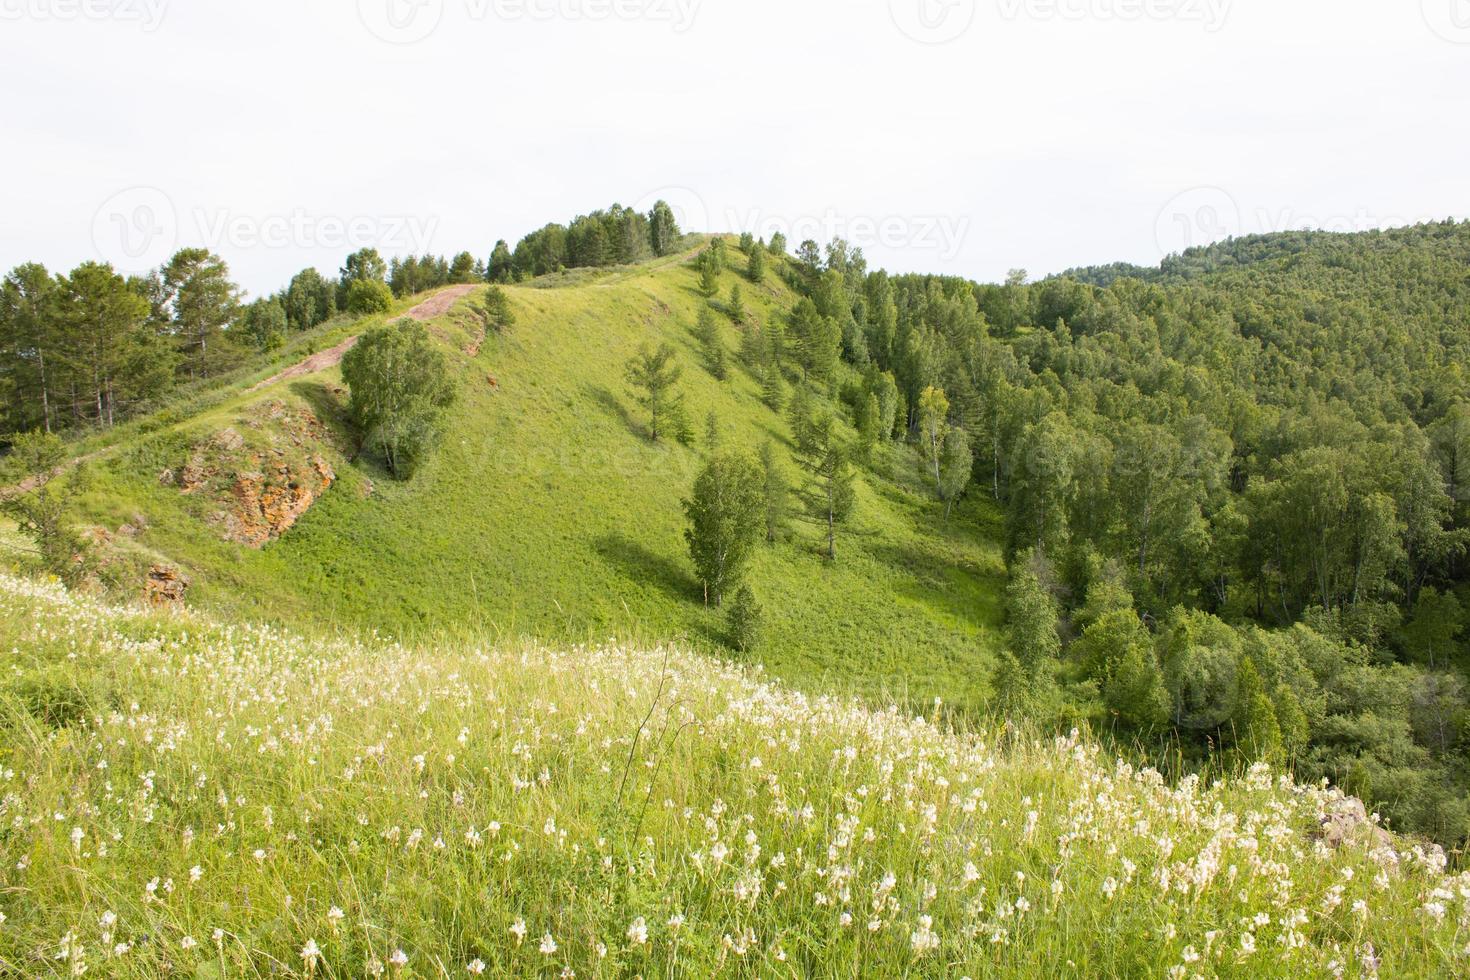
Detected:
left=345, top=278, right=393, bottom=315
left=726, top=583, right=763, bottom=652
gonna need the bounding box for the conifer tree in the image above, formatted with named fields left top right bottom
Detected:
left=728, top=283, right=745, bottom=324
left=698, top=252, right=720, bottom=297
left=625, top=342, right=686, bottom=442
left=695, top=307, right=727, bottom=380
left=747, top=243, right=766, bottom=285
left=762, top=363, right=786, bottom=412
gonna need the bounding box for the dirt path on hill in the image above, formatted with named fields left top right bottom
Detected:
left=247, top=284, right=480, bottom=394
left=2, top=284, right=482, bottom=499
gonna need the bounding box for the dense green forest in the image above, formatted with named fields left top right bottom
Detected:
left=821, top=221, right=1470, bottom=842
left=4, top=212, right=1469, bottom=845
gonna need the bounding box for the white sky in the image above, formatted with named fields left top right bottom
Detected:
left=1, top=0, right=1466, bottom=296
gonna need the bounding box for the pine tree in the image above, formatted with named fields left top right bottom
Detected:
left=0, top=430, right=94, bottom=584
left=480, top=286, right=515, bottom=332
left=695, top=307, right=727, bottom=380
left=786, top=298, right=840, bottom=384
left=787, top=383, right=819, bottom=457
left=793, top=412, right=857, bottom=561
left=747, top=243, right=766, bottom=284
left=740, top=319, right=768, bottom=368
left=0, top=263, right=61, bottom=433
left=161, top=248, right=240, bottom=378
left=624, top=342, right=685, bottom=442
left=698, top=252, right=720, bottom=297
left=704, top=409, right=721, bottom=450
left=761, top=363, right=786, bottom=412
left=58, top=261, right=166, bottom=427
left=728, top=283, right=746, bottom=324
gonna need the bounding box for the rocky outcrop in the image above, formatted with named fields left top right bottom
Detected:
left=166, top=401, right=341, bottom=548
left=1316, top=797, right=1396, bottom=855
left=145, top=564, right=188, bottom=608
left=218, top=453, right=335, bottom=548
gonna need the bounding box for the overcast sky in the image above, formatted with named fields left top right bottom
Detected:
left=1, top=0, right=1466, bottom=296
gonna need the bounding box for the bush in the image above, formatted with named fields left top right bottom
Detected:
left=727, top=583, right=763, bottom=652
left=340, top=320, right=455, bottom=477
left=345, top=278, right=393, bottom=315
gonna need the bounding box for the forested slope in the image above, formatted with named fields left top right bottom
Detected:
left=5, top=210, right=1470, bottom=845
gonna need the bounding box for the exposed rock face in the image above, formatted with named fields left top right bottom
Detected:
left=169, top=401, right=341, bottom=548
left=146, top=564, right=188, bottom=608
left=219, top=454, right=335, bottom=548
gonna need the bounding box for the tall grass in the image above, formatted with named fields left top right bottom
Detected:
left=1, top=574, right=1464, bottom=977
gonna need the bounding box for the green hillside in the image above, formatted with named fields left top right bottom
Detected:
left=36, top=240, right=1005, bottom=711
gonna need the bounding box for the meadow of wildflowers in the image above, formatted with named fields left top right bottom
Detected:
left=0, top=572, right=1466, bottom=978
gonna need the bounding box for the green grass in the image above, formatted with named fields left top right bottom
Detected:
left=1, top=573, right=1463, bottom=978
left=48, top=242, right=1005, bottom=713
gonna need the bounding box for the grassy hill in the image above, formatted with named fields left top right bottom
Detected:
left=28, top=240, right=1005, bottom=712
left=3, top=572, right=1465, bottom=978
